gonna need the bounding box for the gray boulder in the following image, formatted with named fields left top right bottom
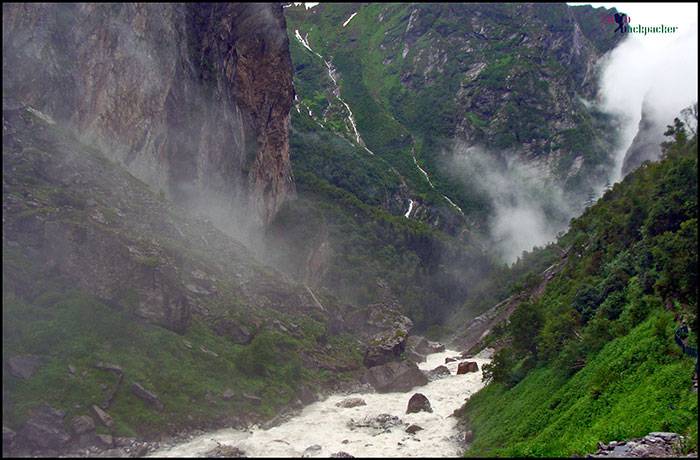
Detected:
left=70, top=415, right=95, bottom=435
left=8, top=355, right=42, bottom=379
left=426, top=365, right=451, bottom=381
left=19, top=404, right=70, bottom=450
left=131, top=383, right=164, bottom=411
left=364, top=360, right=428, bottom=393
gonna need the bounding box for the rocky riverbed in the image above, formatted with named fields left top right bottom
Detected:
left=151, top=349, right=492, bottom=457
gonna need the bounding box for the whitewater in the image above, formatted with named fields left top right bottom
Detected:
left=152, top=349, right=491, bottom=457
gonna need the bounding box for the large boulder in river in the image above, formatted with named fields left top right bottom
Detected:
left=336, top=397, right=367, bottom=408
left=406, top=336, right=445, bottom=356
left=457, top=361, right=479, bottom=374
left=364, top=360, right=428, bottom=393
left=425, top=365, right=451, bottom=381
left=406, top=393, right=432, bottom=414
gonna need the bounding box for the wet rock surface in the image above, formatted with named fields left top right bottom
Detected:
left=457, top=361, right=479, bottom=374
left=364, top=360, right=429, bottom=393
left=588, top=432, right=692, bottom=458
left=406, top=393, right=432, bottom=414
left=336, top=397, right=367, bottom=408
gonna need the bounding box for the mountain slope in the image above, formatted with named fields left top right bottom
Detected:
left=284, top=3, right=623, bottom=237
left=2, top=105, right=364, bottom=451
left=457, top=116, right=698, bottom=456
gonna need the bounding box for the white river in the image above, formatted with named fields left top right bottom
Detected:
left=153, top=349, right=491, bottom=457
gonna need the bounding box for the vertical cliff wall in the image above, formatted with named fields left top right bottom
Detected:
left=2, top=3, right=294, bottom=225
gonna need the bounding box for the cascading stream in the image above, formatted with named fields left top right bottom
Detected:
left=152, top=349, right=491, bottom=457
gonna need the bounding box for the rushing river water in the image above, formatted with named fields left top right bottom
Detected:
left=153, top=349, right=491, bottom=457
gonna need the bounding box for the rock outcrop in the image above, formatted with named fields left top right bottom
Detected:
left=3, top=3, right=294, bottom=225
left=621, top=98, right=666, bottom=177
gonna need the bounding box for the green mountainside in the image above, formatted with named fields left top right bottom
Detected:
left=459, top=117, right=698, bottom=457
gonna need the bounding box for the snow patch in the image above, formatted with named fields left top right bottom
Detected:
left=342, top=12, right=358, bottom=28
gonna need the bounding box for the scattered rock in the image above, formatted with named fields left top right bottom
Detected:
left=457, top=361, right=479, bottom=374
left=131, top=383, right=164, bottom=411
left=70, top=415, right=95, bottom=435
left=302, top=444, right=322, bottom=457
left=113, top=437, right=136, bottom=448
left=341, top=439, right=349, bottom=444
left=68, top=365, right=77, bottom=375
left=406, top=393, right=432, bottom=414
left=331, top=452, right=354, bottom=458
left=348, top=413, right=403, bottom=432
left=96, top=433, right=114, bottom=448
left=94, top=362, right=123, bottom=374
left=200, top=345, right=219, bottom=357
left=91, top=405, right=114, bottom=428
left=364, top=360, right=428, bottom=393
left=445, top=357, right=458, bottom=363
left=182, top=340, right=193, bottom=349
left=19, top=403, right=70, bottom=450
left=222, top=389, right=235, bottom=401
left=336, top=397, right=367, bottom=408
left=8, top=355, right=42, bottom=379
left=588, top=432, right=686, bottom=458
left=298, top=386, right=317, bottom=405
left=426, top=365, right=451, bottom=381
left=464, top=430, right=474, bottom=443
left=473, top=348, right=495, bottom=360
left=204, top=443, right=246, bottom=457
left=242, top=393, right=262, bottom=406
left=406, top=424, right=424, bottom=434
left=3, top=426, right=17, bottom=452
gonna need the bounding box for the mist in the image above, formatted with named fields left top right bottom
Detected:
left=597, top=22, right=698, bottom=182
left=446, top=143, right=574, bottom=264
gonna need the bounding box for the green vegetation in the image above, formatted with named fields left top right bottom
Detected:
left=462, top=116, right=698, bottom=456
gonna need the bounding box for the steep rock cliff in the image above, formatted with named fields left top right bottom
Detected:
left=2, top=3, right=294, bottom=225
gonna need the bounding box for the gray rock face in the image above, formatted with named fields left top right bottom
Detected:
left=406, top=393, right=432, bottom=414
left=621, top=98, right=666, bottom=177
left=335, top=397, right=367, bottom=408
left=363, top=329, right=407, bottom=368
left=406, top=349, right=427, bottom=363
left=8, top=355, right=42, bottom=379
left=364, top=360, right=428, bottom=393
left=3, top=3, right=295, bottom=226
left=406, top=336, right=445, bottom=356
left=131, top=383, right=164, bottom=411
left=19, top=404, right=71, bottom=450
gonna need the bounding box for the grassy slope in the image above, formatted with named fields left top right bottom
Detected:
left=464, top=313, right=697, bottom=457
left=2, top=108, right=363, bottom=438
left=461, top=128, right=698, bottom=456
